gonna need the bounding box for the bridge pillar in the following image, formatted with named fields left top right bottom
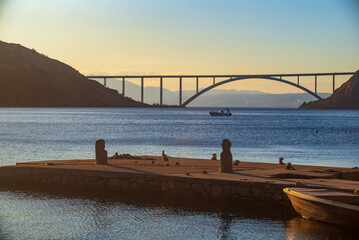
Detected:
left=333, top=75, right=335, bottom=93
left=196, top=77, right=199, bottom=94
left=160, top=77, right=163, bottom=105
left=213, top=77, right=215, bottom=85
left=122, top=77, right=125, bottom=96
left=104, top=77, right=107, bottom=87
left=297, top=75, right=299, bottom=85
left=179, top=77, right=182, bottom=106
left=141, top=77, right=144, bottom=103
left=315, top=75, right=317, bottom=94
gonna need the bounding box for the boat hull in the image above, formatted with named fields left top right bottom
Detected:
left=284, top=188, right=359, bottom=226
left=209, top=112, right=232, bottom=116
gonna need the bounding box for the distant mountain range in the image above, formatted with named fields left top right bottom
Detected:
left=101, top=79, right=331, bottom=108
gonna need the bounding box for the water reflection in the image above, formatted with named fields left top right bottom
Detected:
left=285, top=217, right=357, bottom=240
left=1, top=189, right=358, bottom=240
left=217, top=213, right=233, bottom=240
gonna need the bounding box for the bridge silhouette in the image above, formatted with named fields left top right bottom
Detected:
left=87, top=72, right=355, bottom=107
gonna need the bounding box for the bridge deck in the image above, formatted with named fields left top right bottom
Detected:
left=87, top=72, right=354, bottom=79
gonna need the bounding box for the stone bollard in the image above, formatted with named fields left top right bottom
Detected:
left=211, top=153, right=217, bottom=160
left=162, top=150, right=168, bottom=161
left=95, top=139, right=108, bottom=165
left=220, top=139, right=233, bottom=173
left=286, top=162, right=296, bottom=170
left=279, top=157, right=284, bottom=164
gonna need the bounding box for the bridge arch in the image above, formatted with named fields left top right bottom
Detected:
left=181, top=76, right=328, bottom=107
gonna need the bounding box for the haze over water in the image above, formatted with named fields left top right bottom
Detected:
left=0, top=108, right=359, bottom=239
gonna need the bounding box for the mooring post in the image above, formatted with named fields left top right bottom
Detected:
left=104, top=77, right=107, bottom=87
left=213, top=77, right=215, bottom=85
left=297, top=75, right=300, bottom=85
left=196, top=77, right=199, bottom=94
left=141, top=77, right=144, bottom=103
left=333, top=74, right=335, bottom=93
left=179, top=77, right=182, bottom=106
left=160, top=77, right=163, bottom=106
left=315, top=75, right=317, bottom=94
left=122, top=77, right=125, bottom=96
left=95, top=139, right=108, bottom=165
left=220, top=139, right=233, bottom=173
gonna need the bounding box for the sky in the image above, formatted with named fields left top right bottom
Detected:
left=0, top=0, right=359, bottom=93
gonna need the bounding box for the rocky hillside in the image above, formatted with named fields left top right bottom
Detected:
left=299, top=71, right=359, bottom=109
left=0, top=41, right=147, bottom=107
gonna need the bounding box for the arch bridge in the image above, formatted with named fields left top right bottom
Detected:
left=87, top=72, right=355, bottom=107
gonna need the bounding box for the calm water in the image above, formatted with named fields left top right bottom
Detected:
left=1, top=107, right=359, bottom=239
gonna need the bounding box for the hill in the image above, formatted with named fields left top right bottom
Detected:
left=0, top=41, right=146, bottom=107
left=299, top=71, right=359, bottom=109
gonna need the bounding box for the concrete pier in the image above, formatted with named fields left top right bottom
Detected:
left=1, top=157, right=358, bottom=205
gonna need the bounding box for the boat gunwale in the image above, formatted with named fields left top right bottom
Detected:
left=283, top=187, right=359, bottom=212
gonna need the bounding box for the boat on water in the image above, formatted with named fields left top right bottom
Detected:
left=209, top=108, right=232, bottom=116
left=283, top=187, right=359, bottom=226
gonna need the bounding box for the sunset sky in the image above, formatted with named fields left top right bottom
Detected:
left=1, top=0, right=358, bottom=93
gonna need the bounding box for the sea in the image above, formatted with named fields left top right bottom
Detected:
left=0, top=107, right=358, bottom=240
